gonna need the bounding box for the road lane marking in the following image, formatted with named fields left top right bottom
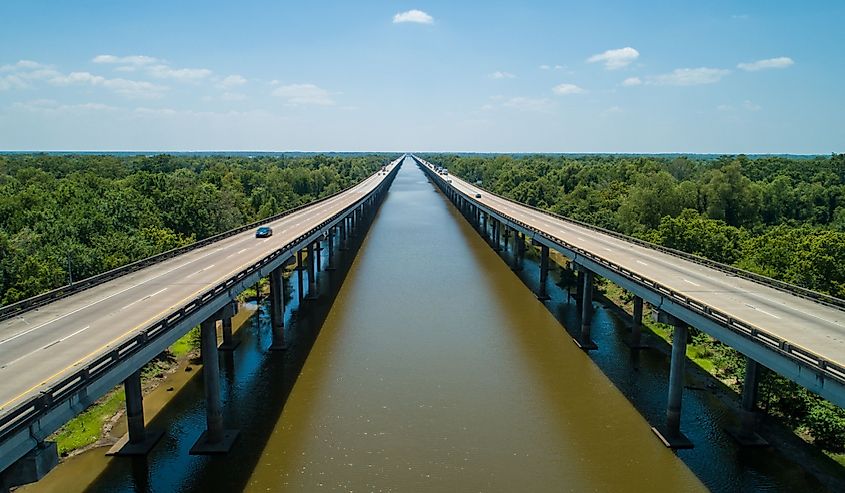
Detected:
left=745, top=303, right=782, bottom=320
left=636, top=260, right=649, bottom=266
left=121, top=288, right=168, bottom=310
left=683, top=279, right=701, bottom=287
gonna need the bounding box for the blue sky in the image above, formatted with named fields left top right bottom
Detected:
left=0, top=1, right=842, bottom=153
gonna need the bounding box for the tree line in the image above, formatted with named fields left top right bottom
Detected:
left=0, top=153, right=388, bottom=305
left=422, top=152, right=845, bottom=454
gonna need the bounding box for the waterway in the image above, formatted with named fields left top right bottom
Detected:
left=23, top=159, right=831, bottom=491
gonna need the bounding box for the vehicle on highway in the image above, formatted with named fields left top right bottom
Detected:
left=255, top=226, right=273, bottom=238
left=475, top=193, right=482, bottom=198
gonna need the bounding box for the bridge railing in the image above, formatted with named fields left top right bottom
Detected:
left=0, top=156, right=404, bottom=323
left=414, top=155, right=845, bottom=389
left=0, top=162, right=401, bottom=446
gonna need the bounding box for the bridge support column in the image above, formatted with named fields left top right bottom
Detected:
left=481, top=211, right=487, bottom=237
left=219, top=317, right=236, bottom=350
left=510, top=230, right=521, bottom=271
left=503, top=227, right=510, bottom=251
left=269, top=267, right=286, bottom=351
left=627, top=296, right=647, bottom=349
left=340, top=219, right=349, bottom=251
left=728, top=357, right=768, bottom=446
left=651, top=315, right=693, bottom=449
left=297, top=249, right=305, bottom=305
left=315, top=239, right=322, bottom=272
left=493, top=221, right=502, bottom=251
left=576, top=270, right=597, bottom=350
left=537, top=244, right=550, bottom=301
left=107, top=370, right=163, bottom=456
left=327, top=227, right=336, bottom=270
left=190, top=316, right=239, bottom=454
left=307, top=242, right=318, bottom=299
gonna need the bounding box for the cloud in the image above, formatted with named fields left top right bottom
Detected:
left=539, top=64, right=551, bottom=70
left=218, top=74, right=247, bottom=88
left=272, top=83, right=334, bottom=105
left=552, top=83, right=585, bottom=95
left=393, top=9, right=433, bottom=24
left=49, top=71, right=168, bottom=98
left=539, top=64, right=566, bottom=71
left=648, top=67, right=730, bottom=86
left=737, top=57, right=794, bottom=71
left=622, top=76, right=642, bottom=86
left=147, top=65, right=212, bottom=80
left=12, top=99, right=119, bottom=113
left=92, top=54, right=160, bottom=66
left=743, top=100, right=761, bottom=111
left=490, top=71, right=515, bottom=79
left=501, top=96, right=554, bottom=112
left=587, top=47, right=639, bottom=70
left=221, top=92, right=247, bottom=101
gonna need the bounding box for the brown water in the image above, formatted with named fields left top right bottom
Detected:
left=242, top=162, right=704, bottom=491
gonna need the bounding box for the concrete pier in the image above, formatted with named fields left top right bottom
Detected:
left=577, top=269, right=597, bottom=350
left=537, top=244, right=550, bottom=301
left=628, top=296, right=647, bottom=349
left=106, top=370, right=164, bottom=456
left=190, top=316, right=239, bottom=454
left=326, top=227, right=336, bottom=270
left=269, top=267, right=286, bottom=351
left=651, top=314, right=693, bottom=449
left=297, top=249, right=305, bottom=304
left=307, top=242, right=318, bottom=299
left=729, top=357, right=768, bottom=446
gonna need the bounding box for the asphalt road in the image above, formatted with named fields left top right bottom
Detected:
left=0, top=158, right=400, bottom=414
left=424, top=161, right=845, bottom=370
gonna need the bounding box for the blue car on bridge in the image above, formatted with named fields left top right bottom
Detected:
left=255, top=226, right=273, bottom=238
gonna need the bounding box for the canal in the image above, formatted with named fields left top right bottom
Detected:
left=23, top=159, right=829, bottom=491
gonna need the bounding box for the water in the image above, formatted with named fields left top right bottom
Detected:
left=23, top=160, right=833, bottom=491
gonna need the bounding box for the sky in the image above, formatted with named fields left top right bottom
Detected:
left=0, top=1, right=842, bottom=153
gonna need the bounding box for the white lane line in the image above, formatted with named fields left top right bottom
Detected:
left=2, top=326, right=91, bottom=369
left=120, top=288, right=168, bottom=310
left=636, top=260, right=649, bottom=266
left=745, top=303, right=782, bottom=320
left=683, top=278, right=701, bottom=287
left=603, top=247, right=613, bottom=252
left=237, top=248, right=247, bottom=254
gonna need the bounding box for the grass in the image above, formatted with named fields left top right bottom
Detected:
left=827, top=452, right=845, bottom=467
left=53, top=390, right=125, bottom=456
left=169, top=327, right=199, bottom=358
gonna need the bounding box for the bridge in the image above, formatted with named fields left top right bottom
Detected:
left=413, top=154, right=845, bottom=449
left=0, top=156, right=402, bottom=488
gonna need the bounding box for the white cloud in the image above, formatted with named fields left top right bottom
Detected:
left=737, top=57, right=794, bottom=71
left=272, top=83, right=334, bottom=105
left=743, top=100, right=762, bottom=111
left=539, top=64, right=551, bottom=70
left=1, top=60, right=48, bottom=72
left=49, top=71, right=168, bottom=98
left=622, top=76, right=642, bottom=86
left=218, top=74, right=247, bottom=88
left=12, top=99, right=119, bottom=113
left=221, top=92, right=247, bottom=101
left=717, top=104, right=734, bottom=112
left=587, top=47, right=639, bottom=70
left=648, top=67, right=730, bottom=86
left=502, top=96, right=554, bottom=112
left=147, top=65, right=212, bottom=80
left=490, top=71, right=515, bottom=79
left=552, top=83, right=585, bottom=95
left=393, top=9, right=433, bottom=24
left=92, top=54, right=160, bottom=66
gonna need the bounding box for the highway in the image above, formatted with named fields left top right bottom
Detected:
left=0, top=158, right=400, bottom=416
left=420, top=160, right=845, bottom=376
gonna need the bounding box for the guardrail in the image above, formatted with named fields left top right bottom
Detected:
left=0, top=160, right=401, bottom=448
left=0, top=156, right=403, bottom=323
left=414, top=155, right=845, bottom=388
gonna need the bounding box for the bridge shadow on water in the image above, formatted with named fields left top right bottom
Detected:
left=81, top=209, right=381, bottom=493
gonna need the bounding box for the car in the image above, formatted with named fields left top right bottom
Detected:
left=447, top=179, right=452, bottom=183
left=475, top=193, right=482, bottom=198
left=256, top=226, right=273, bottom=238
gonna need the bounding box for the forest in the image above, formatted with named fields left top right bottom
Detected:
left=0, top=153, right=387, bottom=305
left=421, top=152, right=845, bottom=455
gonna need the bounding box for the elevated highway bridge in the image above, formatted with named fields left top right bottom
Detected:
left=0, top=156, right=402, bottom=487
left=414, top=154, right=845, bottom=449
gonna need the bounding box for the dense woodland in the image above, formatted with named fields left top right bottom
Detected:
left=0, top=153, right=386, bottom=305
left=422, top=152, right=845, bottom=454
